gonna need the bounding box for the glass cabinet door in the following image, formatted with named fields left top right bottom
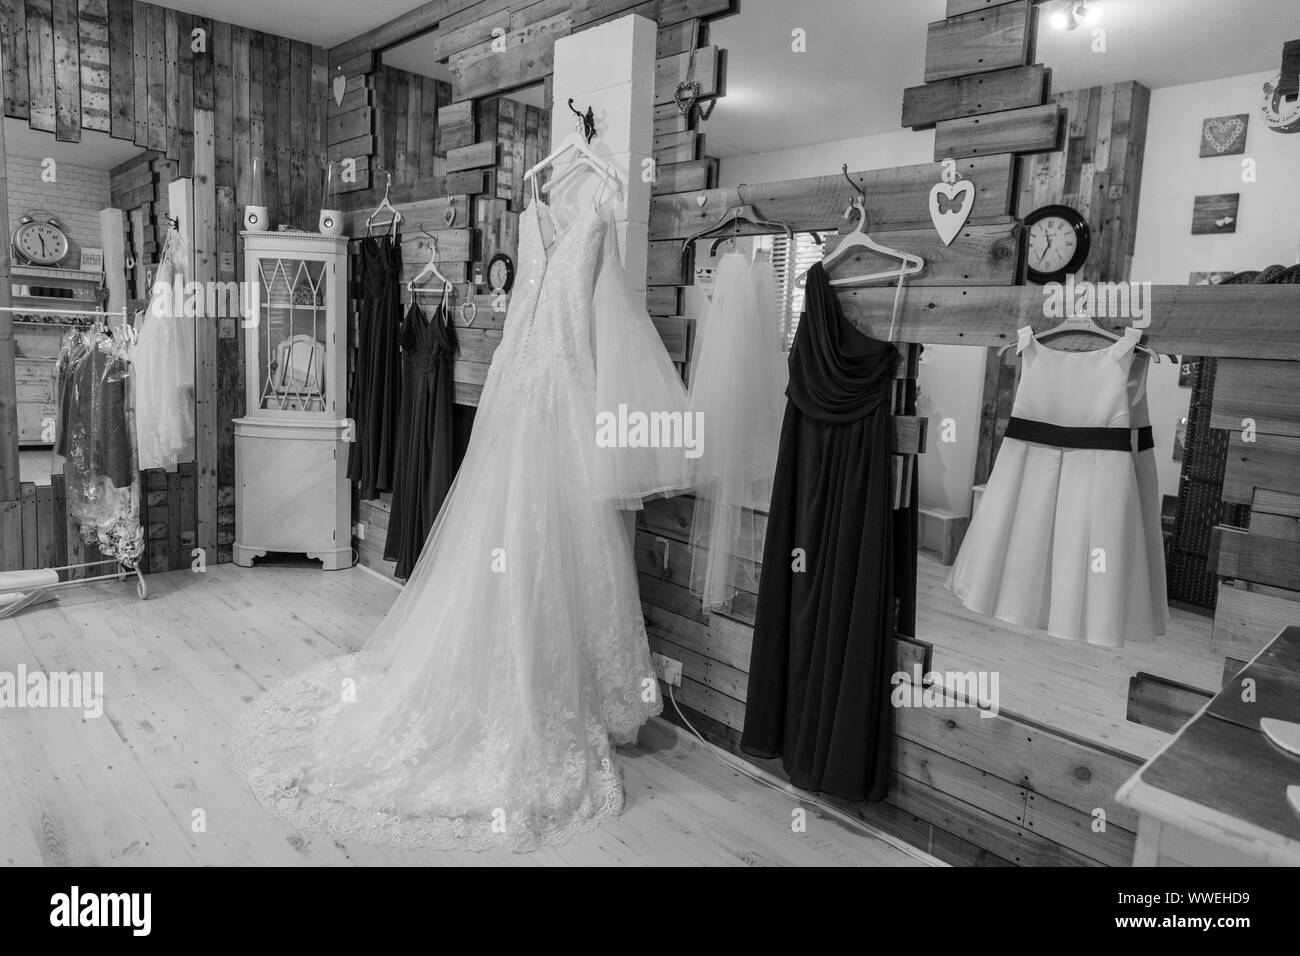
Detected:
left=252, top=255, right=330, bottom=415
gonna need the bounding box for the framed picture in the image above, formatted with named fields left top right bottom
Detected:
left=78, top=247, right=104, bottom=272
left=1191, top=194, right=1239, bottom=235
left=1189, top=271, right=1234, bottom=286
left=1172, top=418, right=1188, bottom=462
left=1199, top=114, right=1249, bottom=157
left=1178, top=359, right=1200, bottom=387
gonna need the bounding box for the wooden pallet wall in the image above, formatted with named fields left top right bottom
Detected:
left=0, top=0, right=330, bottom=572
left=966, top=80, right=1151, bottom=483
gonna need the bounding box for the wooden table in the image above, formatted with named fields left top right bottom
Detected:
left=1116, top=625, right=1300, bottom=866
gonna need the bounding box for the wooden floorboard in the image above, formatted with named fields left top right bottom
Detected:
left=0, top=562, right=935, bottom=867
left=916, top=554, right=1220, bottom=761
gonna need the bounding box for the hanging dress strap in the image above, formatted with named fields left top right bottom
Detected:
left=1111, top=325, right=1143, bottom=362
left=1016, top=325, right=1036, bottom=355
left=530, top=168, right=541, bottom=205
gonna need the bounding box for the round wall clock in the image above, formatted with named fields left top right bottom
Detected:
left=1025, top=204, right=1090, bottom=284
left=12, top=210, right=70, bottom=267
left=487, top=252, right=515, bottom=293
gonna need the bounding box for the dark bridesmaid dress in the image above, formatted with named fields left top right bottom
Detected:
left=740, top=261, right=909, bottom=803
left=383, top=299, right=458, bottom=579
left=347, top=234, right=403, bottom=500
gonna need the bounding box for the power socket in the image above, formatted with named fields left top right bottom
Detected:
left=352, top=522, right=366, bottom=541
left=651, top=652, right=682, bottom=688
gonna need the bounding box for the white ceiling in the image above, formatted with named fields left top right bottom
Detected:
left=3, top=118, right=145, bottom=169
left=707, top=0, right=1300, bottom=157
left=151, top=0, right=426, bottom=47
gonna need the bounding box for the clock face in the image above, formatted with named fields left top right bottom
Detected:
left=488, top=254, right=513, bottom=293
left=15, top=221, right=69, bottom=265
left=1028, top=216, right=1077, bottom=275
left=1025, top=204, right=1090, bottom=283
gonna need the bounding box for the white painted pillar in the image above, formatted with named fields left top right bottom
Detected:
left=549, top=13, right=656, bottom=289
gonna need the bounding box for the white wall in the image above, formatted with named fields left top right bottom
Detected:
left=5, top=157, right=111, bottom=264
left=718, top=126, right=988, bottom=517
left=1131, top=71, right=1300, bottom=502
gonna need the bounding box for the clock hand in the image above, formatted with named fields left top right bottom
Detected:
left=39, top=236, right=48, bottom=255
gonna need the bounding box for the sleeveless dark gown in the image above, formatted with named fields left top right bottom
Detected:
left=383, top=300, right=458, bottom=579
left=347, top=235, right=403, bottom=500
left=740, top=261, right=912, bottom=803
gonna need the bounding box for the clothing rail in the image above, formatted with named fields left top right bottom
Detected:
left=0, top=305, right=128, bottom=319
left=0, top=558, right=148, bottom=620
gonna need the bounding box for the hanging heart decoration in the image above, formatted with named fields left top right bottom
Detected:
left=332, top=70, right=346, bottom=107
left=929, top=181, right=975, bottom=246
left=928, top=158, right=975, bottom=246
left=443, top=202, right=456, bottom=227
left=1202, top=116, right=1245, bottom=153
left=695, top=193, right=708, bottom=208
left=697, top=96, right=717, bottom=121
left=674, top=80, right=700, bottom=115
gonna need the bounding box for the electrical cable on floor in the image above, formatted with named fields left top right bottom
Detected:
left=665, top=681, right=939, bottom=865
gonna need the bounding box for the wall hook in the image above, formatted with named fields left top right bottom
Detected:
left=568, top=98, right=597, bottom=145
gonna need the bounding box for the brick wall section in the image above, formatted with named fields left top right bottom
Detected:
left=5, top=158, right=112, bottom=263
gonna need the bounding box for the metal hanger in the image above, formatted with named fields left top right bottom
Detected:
left=680, top=183, right=792, bottom=260
left=366, top=171, right=401, bottom=236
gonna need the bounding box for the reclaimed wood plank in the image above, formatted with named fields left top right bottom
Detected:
left=925, top=2, right=1031, bottom=83
left=905, top=64, right=1048, bottom=130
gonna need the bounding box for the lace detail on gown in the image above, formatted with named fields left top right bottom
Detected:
left=230, top=198, right=671, bottom=852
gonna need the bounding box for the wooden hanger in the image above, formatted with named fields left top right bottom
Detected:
left=800, top=196, right=924, bottom=288
left=680, top=183, right=792, bottom=259
left=997, top=315, right=1161, bottom=359
left=366, top=171, right=401, bottom=236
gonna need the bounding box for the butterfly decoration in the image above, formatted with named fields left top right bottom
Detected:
left=935, top=191, right=966, bottom=216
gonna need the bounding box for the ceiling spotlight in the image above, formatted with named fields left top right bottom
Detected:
left=1051, top=0, right=1093, bottom=30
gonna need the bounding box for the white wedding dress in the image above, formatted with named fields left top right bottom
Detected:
left=231, top=189, right=691, bottom=851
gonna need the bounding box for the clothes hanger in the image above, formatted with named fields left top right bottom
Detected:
left=800, top=195, right=924, bottom=288
left=366, top=171, right=402, bottom=237
left=680, top=184, right=792, bottom=260
left=525, top=101, right=624, bottom=200
left=996, top=315, right=1161, bottom=359
left=407, top=228, right=452, bottom=297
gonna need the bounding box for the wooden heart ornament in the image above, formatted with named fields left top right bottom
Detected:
left=443, top=203, right=456, bottom=227
left=333, top=71, right=346, bottom=107
left=929, top=180, right=975, bottom=246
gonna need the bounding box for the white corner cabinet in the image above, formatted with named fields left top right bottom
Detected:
left=233, top=231, right=351, bottom=570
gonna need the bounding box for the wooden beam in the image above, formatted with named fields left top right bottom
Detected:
left=192, top=110, right=218, bottom=562
left=327, top=0, right=451, bottom=70
left=0, top=32, right=14, bottom=500
left=933, top=103, right=1061, bottom=160
left=925, top=1, right=1032, bottom=83
left=1210, top=526, right=1300, bottom=596
left=1210, top=358, right=1300, bottom=438
left=837, top=284, right=1300, bottom=359
left=903, top=63, right=1048, bottom=129
left=649, top=155, right=1016, bottom=240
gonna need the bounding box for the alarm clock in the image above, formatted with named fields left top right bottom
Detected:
left=12, top=210, right=71, bottom=267
left=1024, top=204, right=1090, bottom=284
left=487, top=252, right=515, bottom=294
